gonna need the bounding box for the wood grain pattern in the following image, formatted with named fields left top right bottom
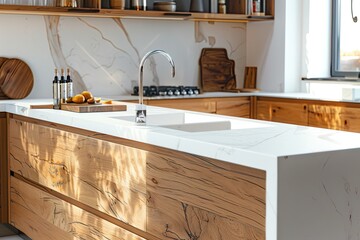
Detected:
left=308, top=104, right=360, bottom=132
left=200, top=48, right=236, bottom=92
left=266, top=0, right=274, bottom=15
left=147, top=97, right=251, bottom=117
left=60, top=101, right=127, bottom=113
left=29, top=102, right=128, bottom=112
left=0, top=57, right=8, bottom=100
left=216, top=97, right=251, bottom=117
left=9, top=118, right=147, bottom=230
left=146, top=150, right=266, bottom=237
left=244, top=66, right=257, bottom=89
left=0, top=58, right=7, bottom=67
left=9, top=115, right=266, bottom=240
left=0, top=58, right=33, bottom=99
left=10, top=176, right=145, bottom=240
left=147, top=192, right=265, bottom=240
left=0, top=114, right=8, bottom=223
left=257, top=99, right=308, bottom=125
left=148, top=98, right=217, bottom=113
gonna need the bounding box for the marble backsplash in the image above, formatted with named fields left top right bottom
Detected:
left=0, top=14, right=246, bottom=98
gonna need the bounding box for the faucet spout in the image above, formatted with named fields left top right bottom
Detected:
left=136, top=50, right=176, bottom=124
left=139, top=50, right=175, bottom=105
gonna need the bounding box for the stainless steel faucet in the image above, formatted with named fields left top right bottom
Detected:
left=136, top=50, right=176, bottom=124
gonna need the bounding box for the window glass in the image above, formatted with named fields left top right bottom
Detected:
left=332, top=0, right=360, bottom=76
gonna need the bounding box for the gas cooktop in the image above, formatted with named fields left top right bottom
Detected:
left=132, top=85, right=201, bottom=97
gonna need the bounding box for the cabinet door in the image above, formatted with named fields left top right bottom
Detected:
left=256, top=99, right=308, bottom=125
left=9, top=118, right=147, bottom=230
left=0, top=113, right=8, bottom=223
left=10, top=177, right=144, bottom=240
left=216, top=97, right=251, bottom=118
left=147, top=98, right=216, bottom=113
left=146, top=150, right=266, bottom=240
left=308, top=104, right=360, bottom=132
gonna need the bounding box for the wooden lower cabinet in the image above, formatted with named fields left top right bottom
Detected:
left=147, top=97, right=251, bottom=118
left=256, top=97, right=308, bottom=126
left=146, top=149, right=265, bottom=239
left=0, top=113, right=8, bottom=223
left=147, top=98, right=217, bottom=113
left=255, top=97, right=360, bottom=133
left=10, top=176, right=143, bottom=240
left=308, top=104, right=360, bottom=132
left=8, top=115, right=266, bottom=240
left=9, top=117, right=148, bottom=232
left=215, top=97, right=251, bottom=117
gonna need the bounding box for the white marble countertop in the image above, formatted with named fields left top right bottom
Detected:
left=2, top=98, right=360, bottom=172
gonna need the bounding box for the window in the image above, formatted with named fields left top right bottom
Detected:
left=331, top=0, right=360, bottom=77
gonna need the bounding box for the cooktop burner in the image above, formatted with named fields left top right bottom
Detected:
left=132, top=85, right=201, bottom=97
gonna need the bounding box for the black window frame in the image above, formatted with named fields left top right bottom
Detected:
left=331, top=0, right=360, bottom=77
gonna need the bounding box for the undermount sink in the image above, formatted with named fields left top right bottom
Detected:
left=110, top=112, right=270, bottom=132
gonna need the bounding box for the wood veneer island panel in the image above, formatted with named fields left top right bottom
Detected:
left=0, top=113, right=8, bottom=223
left=8, top=115, right=266, bottom=240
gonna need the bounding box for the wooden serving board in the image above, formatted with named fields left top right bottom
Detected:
left=31, top=101, right=127, bottom=113
left=200, top=48, right=236, bottom=92
left=61, top=101, right=127, bottom=113
left=243, top=66, right=257, bottom=89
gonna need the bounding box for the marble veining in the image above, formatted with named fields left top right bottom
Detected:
left=42, top=16, right=246, bottom=97
left=44, top=16, right=87, bottom=93
left=278, top=151, right=360, bottom=240
left=0, top=14, right=247, bottom=98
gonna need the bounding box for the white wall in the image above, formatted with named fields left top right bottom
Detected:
left=284, top=0, right=302, bottom=92
left=303, top=0, right=332, bottom=78
left=0, top=15, right=246, bottom=98
left=0, top=1, right=334, bottom=98
left=247, top=0, right=333, bottom=93
left=247, top=0, right=305, bottom=93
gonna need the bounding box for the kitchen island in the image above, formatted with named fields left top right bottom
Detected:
left=2, top=99, right=360, bottom=240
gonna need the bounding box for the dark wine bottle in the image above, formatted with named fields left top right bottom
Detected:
left=53, top=68, right=60, bottom=109
left=60, top=68, right=67, bottom=104
left=66, top=68, right=73, bottom=99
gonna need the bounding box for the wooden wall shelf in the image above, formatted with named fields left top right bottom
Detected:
left=0, top=4, right=274, bottom=23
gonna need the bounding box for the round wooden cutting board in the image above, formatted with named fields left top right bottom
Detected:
left=0, top=57, right=9, bottom=99
left=0, top=57, right=7, bottom=67
left=0, top=58, right=34, bottom=99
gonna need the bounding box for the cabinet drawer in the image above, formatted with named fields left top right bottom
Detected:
left=10, top=176, right=144, bottom=240
left=216, top=97, right=251, bottom=118
left=256, top=100, right=308, bottom=125
left=9, top=118, right=147, bottom=230
left=147, top=98, right=216, bottom=113
left=146, top=151, right=266, bottom=239
left=308, top=104, right=360, bottom=132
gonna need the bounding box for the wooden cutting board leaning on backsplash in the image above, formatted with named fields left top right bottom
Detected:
left=200, top=48, right=236, bottom=92
left=0, top=58, right=34, bottom=99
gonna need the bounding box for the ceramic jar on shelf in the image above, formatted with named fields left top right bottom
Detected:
left=110, top=0, right=125, bottom=9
